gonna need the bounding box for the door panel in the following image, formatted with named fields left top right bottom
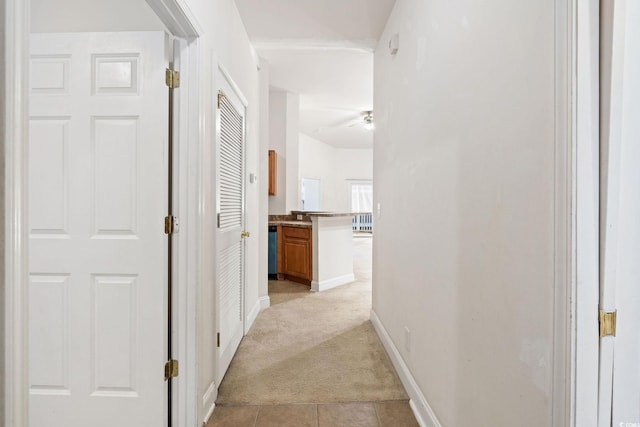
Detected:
left=599, top=1, right=640, bottom=425
left=29, top=32, right=168, bottom=427
left=215, top=74, right=246, bottom=386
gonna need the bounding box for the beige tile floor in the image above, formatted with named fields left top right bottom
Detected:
left=207, top=401, right=419, bottom=427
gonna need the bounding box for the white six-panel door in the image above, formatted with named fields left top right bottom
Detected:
left=215, top=72, right=247, bottom=386
left=29, top=32, right=168, bottom=427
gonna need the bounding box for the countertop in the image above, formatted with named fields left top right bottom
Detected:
left=268, top=212, right=359, bottom=228
left=290, top=211, right=357, bottom=218
left=268, top=220, right=312, bottom=228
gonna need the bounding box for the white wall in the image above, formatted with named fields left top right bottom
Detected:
left=298, top=134, right=334, bottom=210
left=268, top=91, right=299, bottom=214
left=258, top=60, right=270, bottom=304
left=373, top=1, right=556, bottom=426
left=268, top=92, right=287, bottom=213
left=31, top=0, right=166, bottom=32
left=285, top=94, right=300, bottom=214
left=298, top=133, right=372, bottom=211
left=175, top=0, right=262, bottom=422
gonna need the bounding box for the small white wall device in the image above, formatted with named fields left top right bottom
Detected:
left=389, top=33, right=399, bottom=56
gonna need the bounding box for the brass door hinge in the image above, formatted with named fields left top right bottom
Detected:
left=164, top=359, right=179, bottom=380
left=599, top=310, right=617, bottom=337
left=166, top=69, right=180, bottom=89
left=217, top=332, right=220, bottom=348
left=164, top=216, right=179, bottom=234
left=217, top=91, right=225, bottom=109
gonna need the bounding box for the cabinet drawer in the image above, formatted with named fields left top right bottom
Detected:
left=282, top=226, right=310, bottom=240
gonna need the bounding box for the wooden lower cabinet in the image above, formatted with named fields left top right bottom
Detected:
left=280, top=226, right=312, bottom=285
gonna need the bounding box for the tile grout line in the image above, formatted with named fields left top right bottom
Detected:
left=252, top=405, right=261, bottom=427
left=373, top=402, right=382, bottom=427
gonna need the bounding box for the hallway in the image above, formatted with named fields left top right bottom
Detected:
left=6, top=1, right=632, bottom=426
left=208, top=237, right=418, bottom=426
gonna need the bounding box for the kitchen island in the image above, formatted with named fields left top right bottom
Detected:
left=269, top=211, right=356, bottom=292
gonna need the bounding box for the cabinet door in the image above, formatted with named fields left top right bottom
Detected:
left=268, top=150, right=277, bottom=195
left=282, top=226, right=312, bottom=282
left=283, top=238, right=311, bottom=280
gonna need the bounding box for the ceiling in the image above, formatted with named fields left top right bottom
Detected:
left=235, top=0, right=397, bottom=149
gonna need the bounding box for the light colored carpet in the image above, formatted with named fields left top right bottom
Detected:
left=216, top=236, right=408, bottom=404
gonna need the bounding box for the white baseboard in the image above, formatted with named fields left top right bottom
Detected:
left=246, top=298, right=262, bottom=331
left=311, top=273, right=355, bottom=292
left=259, top=295, right=271, bottom=310
left=370, top=309, right=442, bottom=427
left=202, top=380, right=217, bottom=424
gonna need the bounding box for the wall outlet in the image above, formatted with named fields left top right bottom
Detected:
left=404, top=326, right=411, bottom=352
left=376, top=202, right=382, bottom=218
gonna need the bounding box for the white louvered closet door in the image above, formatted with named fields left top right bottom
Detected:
left=215, top=74, right=247, bottom=386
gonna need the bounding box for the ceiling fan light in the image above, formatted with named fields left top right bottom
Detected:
left=362, top=111, right=374, bottom=130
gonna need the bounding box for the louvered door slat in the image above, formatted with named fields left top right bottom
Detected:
left=218, top=92, right=243, bottom=233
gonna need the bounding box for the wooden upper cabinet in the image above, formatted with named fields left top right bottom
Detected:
left=268, top=150, right=277, bottom=196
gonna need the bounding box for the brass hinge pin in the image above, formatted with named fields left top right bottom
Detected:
left=164, top=216, right=174, bottom=234
left=599, top=310, right=617, bottom=337
left=164, top=359, right=179, bottom=380
left=217, top=92, right=224, bottom=109
left=165, top=69, right=180, bottom=89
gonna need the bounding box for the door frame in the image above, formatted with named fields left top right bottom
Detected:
left=570, top=0, right=601, bottom=425
left=3, top=1, right=203, bottom=426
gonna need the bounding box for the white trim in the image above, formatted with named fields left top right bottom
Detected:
left=4, top=0, right=30, bottom=425
left=203, top=403, right=216, bottom=425
left=174, top=36, right=201, bottom=427
left=202, top=381, right=217, bottom=425
left=259, top=295, right=271, bottom=310
left=246, top=298, right=261, bottom=331
left=311, top=273, right=355, bottom=292
left=572, top=0, right=600, bottom=425
left=370, top=310, right=441, bottom=427
left=218, top=63, right=249, bottom=108
left=552, top=0, right=573, bottom=425
left=145, top=0, right=203, bottom=38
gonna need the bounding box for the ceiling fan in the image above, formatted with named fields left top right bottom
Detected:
left=354, top=110, right=374, bottom=130
left=313, top=110, right=374, bottom=134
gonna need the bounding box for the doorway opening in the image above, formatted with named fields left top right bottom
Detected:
left=301, top=177, right=321, bottom=211
left=350, top=180, right=373, bottom=234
